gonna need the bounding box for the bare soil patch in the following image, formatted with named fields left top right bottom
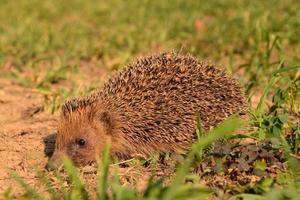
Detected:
left=0, top=79, right=57, bottom=194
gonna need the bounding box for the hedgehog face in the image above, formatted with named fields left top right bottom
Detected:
left=55, top=128, right=100, bottom=166
left=46, top=108, right=114, bottom=170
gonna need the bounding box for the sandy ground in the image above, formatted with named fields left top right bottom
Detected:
left=0, top=79, right=57, bottom=194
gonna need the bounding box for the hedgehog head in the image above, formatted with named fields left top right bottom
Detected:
left=47, top=99, right=116, bottom=169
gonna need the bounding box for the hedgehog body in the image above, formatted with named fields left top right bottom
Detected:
left=49, top=53, right=246, bottom=168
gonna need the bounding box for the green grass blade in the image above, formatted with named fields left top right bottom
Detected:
left=272, top=65, right=300, bottom=76
left=2, top=188, right=13, bottom=200
left=97, top=145, right=111, bottom=200
left=256, top=60, right=285, bottom=116
left=10, top=170, right=44, bottom=200
left=52, top=169, right=70, bottom=199
left=34, top=167, right=58, bottom=200
left=63, top=158, right=89, bottom=200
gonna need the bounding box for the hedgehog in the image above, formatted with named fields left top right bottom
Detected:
left=47, top=52, right=246, bottom=169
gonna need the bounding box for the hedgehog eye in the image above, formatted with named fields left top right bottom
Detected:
left=76, top=138, right=86, bottom=147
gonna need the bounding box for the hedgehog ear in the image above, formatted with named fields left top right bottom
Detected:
left=98, top=111, right=114, bottom=133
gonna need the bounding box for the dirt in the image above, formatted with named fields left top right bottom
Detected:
left=0, top=79, right=57, bottom=194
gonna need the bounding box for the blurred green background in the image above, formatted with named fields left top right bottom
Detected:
left=0, top=0, right=299, bottom=108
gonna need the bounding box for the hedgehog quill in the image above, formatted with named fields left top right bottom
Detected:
left=47, top=53, right=246, bottom=169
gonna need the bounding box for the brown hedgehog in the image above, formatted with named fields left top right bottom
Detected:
left=48, top=52, right=246, bottom=169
